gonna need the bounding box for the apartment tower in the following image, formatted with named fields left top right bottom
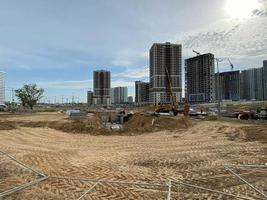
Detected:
left=135, top=81, right=149, bottom=105
left=215, top=71, right=241, bottom=101
left=240, top=67, right=263, bottom=100
left=93, top=70, right=111, bottom=105
left=87, top=91, right=93, bottom=106
left=185, top=53, right=215, bottom=103
left=263, top=60, right=267, bottom=100
left=149, top=42, right=182, bottom=105
left=111, top=86, right=128, bottom=104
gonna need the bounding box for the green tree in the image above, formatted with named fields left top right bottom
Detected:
left=15, top=84, right=44, bottom=109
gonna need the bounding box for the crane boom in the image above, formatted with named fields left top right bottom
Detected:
left=164, top=66, right=176, bottom=109
left=193, top=50, right=201, bottom=56
left=228, top=58, right=234, bottom=71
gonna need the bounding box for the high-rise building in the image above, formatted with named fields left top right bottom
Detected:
left=240, top=67, right=263, bottom=100
left=93, top=70, right=111, bottom=105
left=135, top=81, right=149, bottom=104
left=127, top=96, right=133, bottom=103
left=0, top=72, right=5, bottom=104
left=263, top=60, right=267, bottom=100
left=185, top=53, right=215, bottom=103
left=111, top=86, right=128, bottom=104
left=149, top=42, right=182, bottom=105
left=215, top=71, right=241, bottom=101
left=87, top=91, right=93, bottom=106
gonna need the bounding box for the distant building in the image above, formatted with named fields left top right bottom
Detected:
left=127, top=96, right=133, bottom=103
left=185, top=53, right=215, bottom=103
left=241, top=67, right=263, bottom=100
left=215, top=71, right=241, bottom=101
left=149, top=42, right=182, bottom=105
left=93, top=70, right=111, bottom=105
left=263, top=60, right=267, bottom=100
left=111, top=86, right=128, bottom=104
left=87, top=91, right=93, bottom=106
left=110, top=88, right=114, bottom=104
left=135, top=81, right=149, bottom=104
left=0, top=72, right=5, bottom=104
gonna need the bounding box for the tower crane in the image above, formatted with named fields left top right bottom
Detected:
left=228, top=58, right=234, bottom=71
left=192, top=50, right=201, bottom=56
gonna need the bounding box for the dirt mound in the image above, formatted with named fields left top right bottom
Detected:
left=20, top=116, right=109, bottom=135
left=0, top=120, right=17, bottom=130
left=242, top=126, right=267, bottom=143
left=125, top=114, right=190, bottom=133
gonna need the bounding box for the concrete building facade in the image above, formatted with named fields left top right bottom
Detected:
left=215, top=71, right=241, bottom=101
left=135, top=81, right=149, bottom=104
left=93, top=70, right=111, bottom=105
left=111, top=86, right=128, bottom=104
left=149, top=42, right=182, bottom=105
left=185, top=53, right=215, bottom=103
left=240, top=67, right=263, bottom=100
left=0, top=72, right=5, bottom=104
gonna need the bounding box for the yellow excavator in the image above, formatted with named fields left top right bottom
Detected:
left=155, top=66, right=179, bottom=116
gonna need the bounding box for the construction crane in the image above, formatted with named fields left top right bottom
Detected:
left=155, top=66, right=179, bottom=116
left=192, top=50, right=201, bottom=56
left=228, top=58, right=234, bottom=71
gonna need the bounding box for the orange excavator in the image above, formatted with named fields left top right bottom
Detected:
left=155, top=66, right=179, bottom=116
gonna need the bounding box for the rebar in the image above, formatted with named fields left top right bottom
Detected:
left=76, top=182, right=99, bottom=200
left=172, top=180, right=254, bottom=200
left=0, top=176, right=48, bottom=198
left=225, top=166, right=267, bottom=199
left=0, top=150, right=46, bottom=177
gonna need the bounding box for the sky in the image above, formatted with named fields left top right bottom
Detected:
left=1, top=0, right=267, bottom=103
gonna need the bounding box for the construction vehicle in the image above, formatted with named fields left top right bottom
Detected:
left=155, top=66, right=179, bottom=116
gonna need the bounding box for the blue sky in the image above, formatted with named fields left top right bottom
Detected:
left=1, top=0, right=267, bottom=102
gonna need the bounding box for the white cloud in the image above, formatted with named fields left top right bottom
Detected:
left=113, top=66, right=149, bottom=79
left=36, top=78, right=136, bottom=90
left=176, top=10, right=267, bottom=70
left=112, top=49, right=148, bottom=67
left=111, top=79, right=135, bottom=88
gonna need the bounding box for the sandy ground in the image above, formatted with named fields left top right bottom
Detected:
left=0, top=113, right=267, bottom=199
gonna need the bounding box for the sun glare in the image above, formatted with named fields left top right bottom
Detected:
left=225, top=0, right=261, bottom=19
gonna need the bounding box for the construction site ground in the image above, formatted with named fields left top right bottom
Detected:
left=0, top=112, right=267, bottom=199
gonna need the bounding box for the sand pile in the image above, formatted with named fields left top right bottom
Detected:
left=242, top=126, right=267, bottom=143
left=125, top=114, right=190, bottom=133
left=20, top=115, right=109, bottom=135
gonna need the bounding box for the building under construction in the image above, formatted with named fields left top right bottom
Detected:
left=215, top=71, right=241, bottom=101
left=93, top=70, right=111, bottom=105
left=135, top=81, right=149, bottom=105
left=185, top=53, right=215, bottom=103
left=149, top=42, right=182, bottom=105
